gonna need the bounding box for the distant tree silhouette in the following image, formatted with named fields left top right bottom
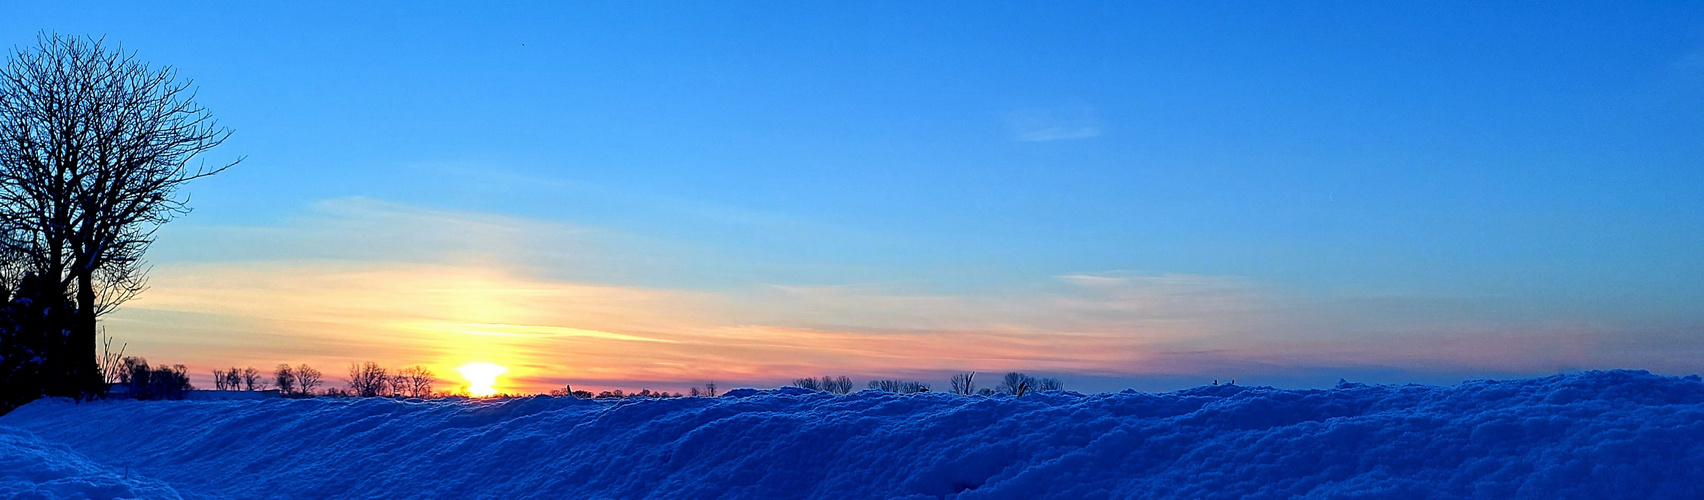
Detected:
left=704, top=382, right=717, bottom=397
left=240, top=366, right=266, bottom=391
left=0, top=34, right=240, bottom=399
left=273, top=364, right=296, bottom=396
left=689, top=387, right=700, bottom=397
left=824, top=376, right=853, bottom=395
left=347, top=362, right=387, bottom=397
left=386, top=372, right=408, bottom=398
left=221, top=367, right=241, bottom=392
left=950, top=372, right=977, bottom=396
left=868, top=380, right=930, bottom=394
left=793, top=375, right=854, bottom=395
left=997, top=372, right=1033, bottom=397
left=398, top=365, right=433, bottom=398
left=294, top=364, right=322, bottom=396
left=1035, top=377, right=1065, bottom=392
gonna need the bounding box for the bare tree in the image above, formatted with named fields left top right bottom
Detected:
left=950, top=372, right=977, bottom=396
left=399, top=365, right=433, bottom=398
left=240, top=366, right=265, bottom=391
left=211, top=368, right=227, bottom=391
left=0, top=33, right=239, bottom=397
left=294, top=364, right=322, bottom=396
left=1035, top=377, right=1064, bottom=392
left=387, top=373, right=408, bottom=398
left=221, top=367, right=241, bottom=392
left=997, top=372, right=1034, bottom=397
left=792, top=375, right=854, bottom=394
left=347, top=362, right=387, bottom=398
left=273, top=364, right=296, bottom=396
left=704, top=382, right=716, bottom=398
left=824, top=376, right=853, bottom=395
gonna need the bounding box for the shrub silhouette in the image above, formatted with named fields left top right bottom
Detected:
left=116, top=357, right=192, bottom=400
left=0, top=273, right=82, bottom=412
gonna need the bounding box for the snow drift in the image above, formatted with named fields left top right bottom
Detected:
left=3, top=370, right=1703, bottom=499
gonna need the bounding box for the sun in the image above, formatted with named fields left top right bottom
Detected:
left=457, top=362, right=508, bottom=397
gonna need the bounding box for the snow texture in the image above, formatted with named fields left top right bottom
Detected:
left=3, top=370, right=1704, bottom=499
left=0, top=424, right=181, bottom=499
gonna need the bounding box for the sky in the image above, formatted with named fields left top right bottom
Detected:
left=5, top=2, right=1703, bottom=394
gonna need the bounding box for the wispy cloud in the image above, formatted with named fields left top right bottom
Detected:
left=1006, top=105, right=1104, bottom=142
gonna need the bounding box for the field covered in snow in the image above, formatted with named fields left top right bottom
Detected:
left=3, top=370, right=1704, bottom=499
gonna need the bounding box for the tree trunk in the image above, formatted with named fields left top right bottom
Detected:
left=73, top=267, right=97, bottom=398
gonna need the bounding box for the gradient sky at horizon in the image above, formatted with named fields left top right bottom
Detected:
left=6, top=2, right=1704, bottom=394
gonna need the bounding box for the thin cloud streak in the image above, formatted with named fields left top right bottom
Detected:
left=1006, top=105, right=1104, bottom=142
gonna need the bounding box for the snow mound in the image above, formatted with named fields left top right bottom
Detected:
left=4, top=370, right=1704, bottom=499
left=0, top=424, right=181, bottom=500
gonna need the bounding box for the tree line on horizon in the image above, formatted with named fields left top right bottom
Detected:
left=62, top=355, right=1073, bottom=403
left=796, top=371, right=1064, bottom=397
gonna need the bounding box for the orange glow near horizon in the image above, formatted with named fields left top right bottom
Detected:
left=103, top=198, right=1615, bottom=395
left=457, top=362, right=508, bottom=397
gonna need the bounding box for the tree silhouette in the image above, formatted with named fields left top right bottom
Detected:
left=399, top=365, right=434, bottom=398
left=950, top=372, right=976, bottom=396
left=221, top=367, right=241, bottom=392
left=273, top=364, right=296, bottom=396
left=867, top=380, right=930, bottom=394
left=347, top=362, right=387, bottom=397
left=997, top=372, right=1033, bottom=396
left=240, top=366, right=266, bottom=391
left=294, top=364, right=322, bottom=397
left=0, top=33, right=238, bottom=398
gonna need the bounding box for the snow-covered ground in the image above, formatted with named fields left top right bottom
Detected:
left=2, top=370, right=1702, bottom=499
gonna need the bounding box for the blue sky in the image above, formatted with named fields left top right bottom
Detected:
left=6, top=2, right=1703, bottom=392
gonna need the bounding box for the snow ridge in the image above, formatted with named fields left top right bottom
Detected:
left=3, top=370, right=1703, bottom=499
